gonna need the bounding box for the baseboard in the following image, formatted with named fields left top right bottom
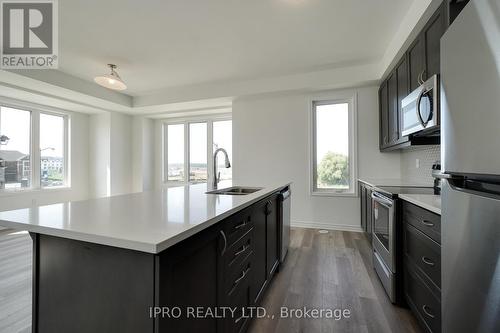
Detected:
left=291, top=220, right=364, bottom=233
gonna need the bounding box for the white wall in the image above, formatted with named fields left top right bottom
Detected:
left=232, top=86, right=401, bottom=231
left=132, top=116, right=155, bottom=192
left=0, top=111, right=90, bottom=211
left=109, top=112, right=133, bottom=196
left=89, top=112, right=110, bottom=198
left=88, top=111, right=134, bottom=197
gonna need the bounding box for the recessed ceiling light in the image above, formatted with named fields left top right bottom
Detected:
left=94, top=64, right=127, bottom=91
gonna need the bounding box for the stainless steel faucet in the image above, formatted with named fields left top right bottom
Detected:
left=213, top=148, right=231, bottom=189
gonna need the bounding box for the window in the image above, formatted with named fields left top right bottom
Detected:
left=213, top=120, right=232, bottom=181
left=164, top=117, right=232, bottom=184
left=311, top=97, right=357, bottom=196
left=189, top=123, right=208, bottom=181
left=40, top=113, right=66, bottom=188
left=0, top=107, right=31, bottom=189
left=167, top=124, right=185, bottom=182
left=0, top=103, right=69, bottom=191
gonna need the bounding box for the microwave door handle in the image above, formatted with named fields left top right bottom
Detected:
left=416, top=89, right=426, bottom=127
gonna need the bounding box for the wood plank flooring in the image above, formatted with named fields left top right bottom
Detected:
left=0, top=229, right=31, bottom=333
left=0, top=227, right=421, bottom=333
left=248, top=228, right=423, bottom=333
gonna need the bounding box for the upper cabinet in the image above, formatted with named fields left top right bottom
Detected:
left=379, top=1, right=460, bottom=151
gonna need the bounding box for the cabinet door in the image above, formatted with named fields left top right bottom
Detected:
left=366, top=187, right=373, bottom=238
left=360, top=183, right=367, bottom=231
left=250, top=199, right=268, bottom=304
left=408, top=36, right=425, bottom=92
left=157, top=226, right=222, bottom=333
left=379, top=81, right=389, bottom=149
left=387, top=72, right=399, bottom=145
left=396, top=56, right=409, bottom=144
left=266, top=196, right=279, bottom=279
left=424, top=3, right=446, bottom=80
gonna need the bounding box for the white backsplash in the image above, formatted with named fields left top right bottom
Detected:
left=400, top=145, right=441, bottom=186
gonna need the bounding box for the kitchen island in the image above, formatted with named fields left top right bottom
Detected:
left=0, top=182, right=290, bottom=333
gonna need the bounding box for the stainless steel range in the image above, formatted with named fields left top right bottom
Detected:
left=371, top=186, right=434, bottom=303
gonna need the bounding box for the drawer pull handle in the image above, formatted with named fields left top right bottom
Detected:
left=421, top=256, right=435, bottom=266
left=234, top=221, right=247, bottom=230
left=422, top=305, right=435, bottom=319
left=234, top=244, right=249, bottom=258
left=421, top=220, right=434, bottom=227
left=233, top=267, right=250, bottom=286
left=234, top=315, right=244, bottom=324
left=220, top=230, right=227, bottom=257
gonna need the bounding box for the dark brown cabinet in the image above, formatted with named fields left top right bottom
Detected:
left=379, top=2, right=448, bottom=151
left=424, top=6, right=447, bottom=80
left=250, top=199, right=268, bottom=304
left=157, top=226, right=222, bottom=333
left=408, top=37, right=425, bottom=92
left=266, top=196, right=279, bottom=279
left=402, top=201, right=441, bottom=333
left=358, top=181, right=373, bottom=239
left=387, top=72, right=399, bottom=144
left=379, top=81, right=389, bottom=148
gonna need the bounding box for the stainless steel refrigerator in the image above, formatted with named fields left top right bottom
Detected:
left=441, top=0, right=500, bottom=332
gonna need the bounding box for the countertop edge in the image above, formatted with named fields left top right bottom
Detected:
left=398, top=194, right=442, bottom=215
left=0, top=183, right=290, bottom=254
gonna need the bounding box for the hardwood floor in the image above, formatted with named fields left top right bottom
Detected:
left=0, top=227, right=421, bottom=333
left=248, top=228, right=423, bottom=333
left=0, top=229, right=31, bottom=333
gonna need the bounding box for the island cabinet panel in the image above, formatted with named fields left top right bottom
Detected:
left=33, top=234, right=156, bottom=333
left=156, top=224, right=223, bottom=333
left=250, top=199, right=268, bottom=304
left=266, top=195, right=280, bottom=279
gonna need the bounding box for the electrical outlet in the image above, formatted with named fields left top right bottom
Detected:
left=415, top=159, right=420, bottom=169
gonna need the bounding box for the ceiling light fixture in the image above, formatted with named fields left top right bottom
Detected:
left=94, top=64, right=127, bottom=91
left=0, top=135, right=10, bottom=145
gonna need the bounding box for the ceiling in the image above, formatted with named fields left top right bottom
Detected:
left=56, top=0, right=414, bottom=96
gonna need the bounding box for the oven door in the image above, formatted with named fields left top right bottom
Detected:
left=371, top=191, right=395, bottom=272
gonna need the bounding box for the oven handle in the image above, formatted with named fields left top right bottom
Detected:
left=371, top=192, right=393, bottom=208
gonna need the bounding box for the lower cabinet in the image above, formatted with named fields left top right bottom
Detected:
left=156, top=226, right=222, bottom=333
left=157, top=192, right=281, bottom=333
left=402, top=201, right=441, bottom=333
left=359, top=181, right=373, bottom=240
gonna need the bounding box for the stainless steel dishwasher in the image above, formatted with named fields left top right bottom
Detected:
left=279, top=187, right=291, bottom=263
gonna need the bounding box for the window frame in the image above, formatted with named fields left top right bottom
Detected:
left=309, top=93, right=358, bottom=197
left=162, top=114, right=232, bottom=185
left=0, top=98, right=70, bottom=193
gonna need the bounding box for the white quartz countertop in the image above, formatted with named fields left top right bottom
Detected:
left=399, top=194, right=441, bottom=215
left=358, top=178, right=432, bottom=188
left=0, top=182, right=289, bottom=253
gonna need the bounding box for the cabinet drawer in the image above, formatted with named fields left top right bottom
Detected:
left=223, top=207, right=253, bottom=247
left=224, top=228, right=253, bottom=269
left=226, top=254, right=252, bottom=296
left=404, top=263, right=441, bottom=333
left=404, top=223, right=441, bottom=289
left=222, top=280, right=251, bottom=333
left=403, top=202, right=441, bottom=243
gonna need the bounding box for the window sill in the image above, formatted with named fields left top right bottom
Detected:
left=0, top=186, right=71, bottom=198
left=311, top=190, right=357, bottom=198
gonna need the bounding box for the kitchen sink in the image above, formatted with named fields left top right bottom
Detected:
left=206, top=186, right=263, bottom=195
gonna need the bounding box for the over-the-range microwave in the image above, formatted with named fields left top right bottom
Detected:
left=401, top=74, right=440, bottom=137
